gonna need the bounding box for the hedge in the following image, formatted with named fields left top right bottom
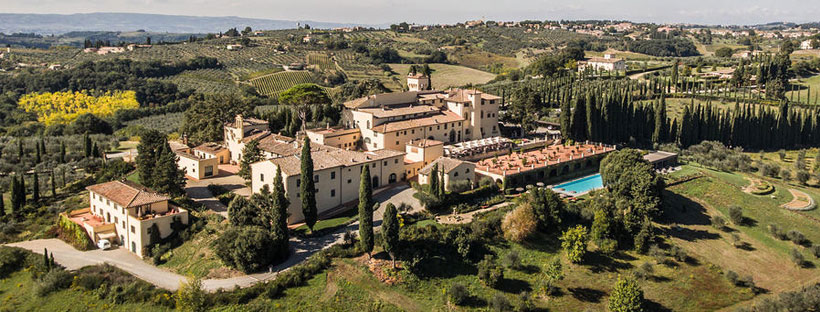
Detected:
left=57, top=214, right=93, bottom=250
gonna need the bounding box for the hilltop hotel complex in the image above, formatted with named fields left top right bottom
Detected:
left=168, top=74, right=614, bottom=226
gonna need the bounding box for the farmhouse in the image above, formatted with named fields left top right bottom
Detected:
left=578, top=54, right=626, bottom=72
left=224, top=115, right=270, bottom=164
left=474, top=143, right=615, bottom=188
left=176, top=148, right=219, bottom=180
left=801, top=39, right=815, bottom=50
left=305, top=126, right=361, bottom=149
left=63, top=181, right=188, bottom=257
left=250, top=145, right=405, bottom=224
left=404, top=139, right=445, bottom=178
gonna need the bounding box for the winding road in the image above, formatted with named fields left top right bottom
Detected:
left=5, top=184, right=419, bottom=292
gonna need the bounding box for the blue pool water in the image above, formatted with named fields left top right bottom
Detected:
left=552, top=174, right=603, bottom=195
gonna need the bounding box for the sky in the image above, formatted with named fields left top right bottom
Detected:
left=1, top=0, right=819, bottom=26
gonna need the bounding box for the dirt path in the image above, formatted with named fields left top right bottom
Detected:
left=782, top=189, right=815, bottom=211
left=436, top=201, right=512, bottom=224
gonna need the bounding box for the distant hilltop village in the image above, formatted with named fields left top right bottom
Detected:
left=383, top=20, right=820, bottom=39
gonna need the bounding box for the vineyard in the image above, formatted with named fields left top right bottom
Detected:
left=307, top=53, right=335, bottom=70
left=249, top=71, right=316, bottom=97
left=18, top=90, right=140, bottom=125
left=163, top=69, right=241, bottom=95
left=335, top=51, right=403, bottom=91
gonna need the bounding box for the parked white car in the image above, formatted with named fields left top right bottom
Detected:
left=97, top=239, right=112, bottom=250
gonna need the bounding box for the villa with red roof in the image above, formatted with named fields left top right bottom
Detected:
left=63, top=180, right=189, bottom=257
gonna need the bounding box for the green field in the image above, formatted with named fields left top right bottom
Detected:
left=786, top=74, right=820, bottom=105
left=388, top=63, right=497, bottom=89
left=249, top=70, right=316, bottom=97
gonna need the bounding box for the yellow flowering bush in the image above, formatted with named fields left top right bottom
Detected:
left=18, top=90, right=139, bottom=125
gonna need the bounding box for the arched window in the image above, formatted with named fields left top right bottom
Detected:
left=389, top=173, right=397, bottom=183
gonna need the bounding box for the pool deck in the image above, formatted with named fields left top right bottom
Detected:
left=551, top=173, right=604, bottom=197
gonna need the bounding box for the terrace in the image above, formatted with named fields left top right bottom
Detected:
left=475, top=143, right=615, bottom=176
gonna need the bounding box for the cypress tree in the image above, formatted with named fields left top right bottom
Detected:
left=358, top=165, right=374, bottom=257
left=17, top=139, right=24, bottom=161
left=429, top=163, right=439, bottom=198
left=32, top=173, right=39, bottom=202
left=0, top=193, right=4, bottom=217
left=39, top=138, right=46, bottom=156
left=19, top=175, right=26, bottom=208
left=560, top=99, right=572, bottom=141
left=381, top=202, right=399, bottom=268
left=570, top=96, right=587, bottom=141
left=35, top=143, right=41, bottom=164
left=272, top=167, right=290, bottom=256
left=83, top=133, right=92, bottom=158
left=10, top=177, right=20, bottom=214
left=43, top=248, right=50, bottom=270
left=50, top=171, right=56, bottom=197
left=59, top=141, right=66, bottom=163
left=300, top=136, right=317, bottom=232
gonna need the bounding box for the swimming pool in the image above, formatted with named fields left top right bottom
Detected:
left=552, top=174, right=603, bottom=195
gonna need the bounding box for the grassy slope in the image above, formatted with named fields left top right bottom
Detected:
left=665, top=165, right=820, bottom=293
left=786, top=74, right=820, bottom=105
left=388, top=63, right=496, bottom=89
left=0, top=270, right=170, bottom=312
left=157, top=217, right=238, bottom=279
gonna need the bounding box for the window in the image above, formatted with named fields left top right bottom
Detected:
left=115, top=217, right=118, bottom=224
left=454, top=172, right=459, bottom=177
left=297, top=192, right=300, bottom=198
left=394, top=159, right=399, bottom=164
left=444, top=123, right=448, bottom=129
left=465, top=169, right=470, bottom=173
left=331, top=172, right=336, bottom=179
left=396, top=141, right=399, bottom=145
left=372, top=163, right=376, bottom=168
left=106, top=199, right=110, bottom=206
left=122, top=221, right=125, bottom=228
left=131, top=225, right=135, bottom=233
left=383, top=161, right=387, bottom=166
left=260, top=173, right=265, bottom=182
left=330, top=189, right=336, bottom=197
left=347, top=179, right=352, bottom=184
left=296, top=179, right=300, bottom=187
left=314, top=175, right=319, bottom=183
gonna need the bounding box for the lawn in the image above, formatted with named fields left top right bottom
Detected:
left=0, top=270, right=170, bottom=312
left=663, top=165, right=820, bottom=293
left=786, top=73, right=820, bottom=105
left=388, top=63, right=496, bottom=89
left=293, top=207, right=358, bottom=235
left=126, top=171, right=140, bottom=184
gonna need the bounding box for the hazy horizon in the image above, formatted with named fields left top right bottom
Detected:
left=1, top=0, right=819, bottom=26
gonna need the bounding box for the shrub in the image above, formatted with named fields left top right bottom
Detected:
left=561, top=225, right=589, bottom=264
left=669, top=245, right=688, bottom=262
left=448, top=179, right=472, bottom=193
left=769, top=224, right=786, bottom=240
left=608, top=275, right=645, bottom=312
left=728, top=206, right=743, bottom=225
left=811, top=245, right=820, bottom=258
left=34, top=269, right=74, bottom=297
left=797, top=170, right=810, bottom=185
left=175, top=278, right=207, bottom=312
left=477, top=255, right=504, bottom=288
left=787, top=230, right=809, bottom=246
left=212, top=226, right=282, bottom=273
left=0, top=246, right=30, bottom=278
left=447, top=283, right=469, bottom=306
left=711, top=215, right=726, bottom=230
left=726, top=270, right=739, bottom=285
left=503, top=251, right=521, bottom=270
left=501, top=203, right=537, bottom=243
left=633, top=262, right=654, bottom=280
left=490, top=293, right=512, bottom=312
left=791, top=248, right=806, bottom=267
left=648, top=245, right=665, bottom=264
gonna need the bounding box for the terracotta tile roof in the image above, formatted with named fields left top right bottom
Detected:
left=445, top=89, right=501, bottom=102
left=358, top=105, right=439, bottom=119
left=264, top=145, right=405, bottom=177
left=306, top=127, right=360, bottom=138
left=194, top=143, right=226, bottom=154
left=86, top=180, right=170, bottom=208
left=419, top=157, right=472, bottom=175
left=372, top=111, right=464, bottom=133
left=175, top=150, right=199, bottom=160
left=407, top=139, right=443, bottom=148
